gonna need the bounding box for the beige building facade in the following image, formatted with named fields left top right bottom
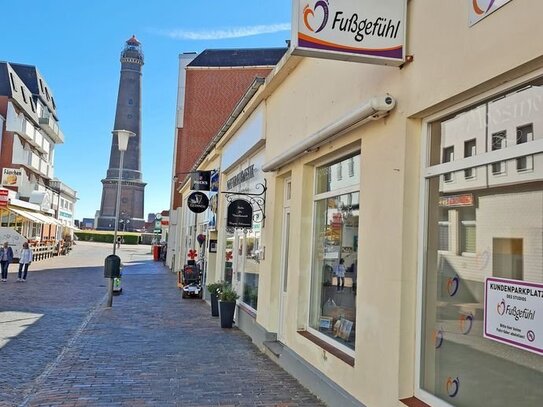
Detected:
left=170, top=1, right=543, bottom=406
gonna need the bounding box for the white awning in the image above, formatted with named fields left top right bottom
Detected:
left=29, top=212, right=63, bottom=226
left=8, top=207, right=44, bottom=224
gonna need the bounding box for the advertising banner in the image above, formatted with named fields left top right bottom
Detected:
left=0, top=189, right=8, bottom=208
left=292, top=0, right=406, bottom=66
left=187, top=192, right=209, bottom=214
left=1, top=168, right=23, bottom=187
left=484, top=277, right=543, bottom=355
left=469, top=0, right=512, bottom=26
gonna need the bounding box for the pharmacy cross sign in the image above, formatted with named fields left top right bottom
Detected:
left=225, top=251, right=233, bottom=261
left=187, top=249, right=198, bottom=260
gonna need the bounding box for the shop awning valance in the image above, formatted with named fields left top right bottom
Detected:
left=8, top=207, right=44, bottom=223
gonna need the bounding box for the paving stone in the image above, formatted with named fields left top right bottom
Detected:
left=0, top=242, right=324, bottom=407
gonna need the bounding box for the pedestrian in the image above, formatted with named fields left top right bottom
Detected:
left=117, top=236, right=122, bottom=249
left=17, top=242, right=33, bottom=282
left=335, top=258, right=346, bottom=292
left=0, top=242, right=14, bottom=282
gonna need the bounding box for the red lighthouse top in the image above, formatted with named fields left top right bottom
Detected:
left=126, top=35, right=141, bottom=46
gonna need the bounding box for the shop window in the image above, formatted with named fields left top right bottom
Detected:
left=464, top=139, right=476, bottom=179
left=310, top=154, right=359, bottom=351
left=421, top=82, right=543, bottom=406
left=442, top=146, right=454, bottom=182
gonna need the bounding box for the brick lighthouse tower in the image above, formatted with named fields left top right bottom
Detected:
left=97, top=35, right=146, bottom=231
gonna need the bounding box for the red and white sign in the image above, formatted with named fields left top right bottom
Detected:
left=0, top=189, right=9, bottom=207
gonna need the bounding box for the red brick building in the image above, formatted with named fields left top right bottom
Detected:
left=171, top=48, right=287, bottom=209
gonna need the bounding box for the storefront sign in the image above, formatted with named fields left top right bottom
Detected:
left=0, top=189, right=9, bottom=207
left=191, top=171, right=211, bottom=191
left=484, top=277, right=543, bottom=355
left=469, top=0, right=512, bottom=26
left=1, top=168, right=22, bottom=187
left=292, top=0, right=406, bottom=66
left=187, top=192, right=209, bottom=213
left=210, top=170, right=219, bottom=192
left=439, top=194, right=474, bottom=207
left=227, top=165, right=255, bottom=190
left=226, top=199, right=253, bottom=228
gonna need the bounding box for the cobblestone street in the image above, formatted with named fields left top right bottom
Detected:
left=0, top=242, right=323, bottom=407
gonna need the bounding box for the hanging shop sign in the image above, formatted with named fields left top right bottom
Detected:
left=1, top=168, right=23, bottom=187
left=292, top=0, right=406, bottom=66
left=191, top=171, right=211, bottom=191
left=210, top=170, right=219, bottom=192
left=484, top=277, right=543, bottom=355
left=469, top=0, right=512, bottom=26
left=226, top=199, right=253, bottom=229
left=187, top=191, right=209, bottom=213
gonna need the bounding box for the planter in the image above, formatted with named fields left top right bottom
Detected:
left=219, top=300, right=236, bottom=328
left=210, top=293, right=219, bottom=317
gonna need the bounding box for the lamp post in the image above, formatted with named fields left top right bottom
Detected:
left=107, top=129, right=135, bottom=308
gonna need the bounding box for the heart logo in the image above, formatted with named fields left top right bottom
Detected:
left=303, top=1, right=329, bottom=33
left=472, top=0, right=497, bottom=16
left=497, top=299, right=506, bottom=315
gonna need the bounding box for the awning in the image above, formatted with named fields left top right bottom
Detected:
left=29, top=212, right=64, bottom=226
left=8, top=207, right=44, bottom=223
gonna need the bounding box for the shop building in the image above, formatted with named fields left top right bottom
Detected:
left=169, top=1, right=543, bottom=406
left=168, top=48, right=286, bottom=272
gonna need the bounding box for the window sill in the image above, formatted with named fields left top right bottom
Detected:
left=237, top=301, right=257, bottom=319
left=400, top=397, right=431, bottom=407
left=297, top=330, right=355, bottom=366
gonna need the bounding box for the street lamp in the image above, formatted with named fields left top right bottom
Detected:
left=107, top=129, right=135, bottom=308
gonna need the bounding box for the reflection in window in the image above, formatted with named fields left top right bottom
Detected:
left=442, top=146, right=454, bottom=182
left=311, top=154, right=360, bottom=351
left=422, top=83, right=543, bottom=406
left=464, top=139, right=476, bottom=179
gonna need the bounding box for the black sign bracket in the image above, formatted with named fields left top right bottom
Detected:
left=221, top=180, right=267, bottom=231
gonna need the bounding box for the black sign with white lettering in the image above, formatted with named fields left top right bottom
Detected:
left=191, top=171, right=211, bottom=191
left=226, top=199, right=253, bottom=228
left=187, top=192, right=209, bottom=213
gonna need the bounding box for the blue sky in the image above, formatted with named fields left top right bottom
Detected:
left=2, top=0, right=292, bottom=220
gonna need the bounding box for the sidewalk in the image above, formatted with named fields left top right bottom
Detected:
left=0, top=242, right=323, bottom=407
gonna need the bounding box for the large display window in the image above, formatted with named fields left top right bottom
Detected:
left=420, top=82, right=543, bottom=406
left=310, top=153, right=360, bottom=351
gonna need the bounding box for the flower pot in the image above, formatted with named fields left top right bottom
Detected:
left=210, top=293, right=219, bottom=317
left=219, top=300, right=236, bottom=328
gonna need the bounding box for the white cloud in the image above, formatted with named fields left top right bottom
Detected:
left=156, top=23, right=291, bottom=40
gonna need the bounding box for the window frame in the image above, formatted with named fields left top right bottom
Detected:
left=415, top=71, right=543, bottom=407
left=306, top=150, right=360, bottom=358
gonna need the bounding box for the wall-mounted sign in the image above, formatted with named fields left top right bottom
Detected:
left=191, top=171, right=211, bottom=191
left=210, top=170, right=219, bottom=192
left=0, top=189, right=9, bottom=207
left=484, top=277, right=543, bottom=355
left=227, top=165, right=255, bottom=190
left=469, top=0, right=512, bottom=26
left=292, top=0, right=406, bottom=66
left=187, top=191, right=209, bottom=213
left=439, top=194, right=474, bottom=207
left=1, top=168, right=23, bottom=187
left=226, top=199, right=253, bottom=229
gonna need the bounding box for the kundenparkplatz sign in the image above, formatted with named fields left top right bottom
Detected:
left=292, top=0, right=406, bottom=66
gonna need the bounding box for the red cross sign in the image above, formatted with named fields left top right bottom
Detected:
left=187, top=249, right=198, bottom=260
left=225, top=251, right=233, bottom=261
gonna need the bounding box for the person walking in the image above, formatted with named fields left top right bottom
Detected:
left=0, top=242, right=14, bottom=282
left=17, top=242, right=33, bottom=282
left=335, top=258, right=346, bottom=292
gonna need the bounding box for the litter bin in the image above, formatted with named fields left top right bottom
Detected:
left=153, top=245, right=160, bottom=261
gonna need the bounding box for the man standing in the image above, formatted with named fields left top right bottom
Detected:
left=0, top=242, right=14, bottom=282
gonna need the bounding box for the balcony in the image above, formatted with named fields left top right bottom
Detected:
left=39, top=115, right=64, bottom=144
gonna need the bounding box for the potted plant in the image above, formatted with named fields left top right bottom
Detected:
left=218, top=285, right=239, bottom=328
left=206, top=280, right=225, bottom=317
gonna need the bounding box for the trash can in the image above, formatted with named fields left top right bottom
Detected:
left=153, top=245, right=160, bottom=261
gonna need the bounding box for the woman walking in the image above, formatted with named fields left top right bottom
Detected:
left=0, top=242, right=13, bottom=282
left=18, top=242, right=33, bottom=282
